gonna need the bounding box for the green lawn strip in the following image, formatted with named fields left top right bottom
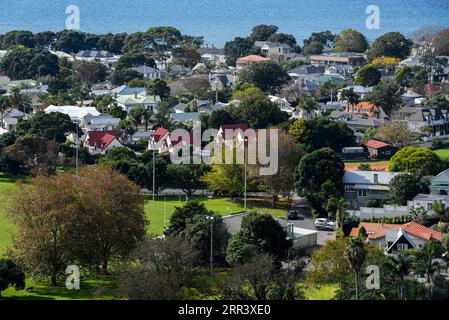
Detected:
left=344, top=160, right=389, bottom=167
left=302, top=283, right=338, bottom=300
left=434, top=148, right=449, bottom=159
left=2, top=275, right=120, bottom=300
left=0, top=174, right=20, bottom=255
left=145, top=195, right=287, bottom=235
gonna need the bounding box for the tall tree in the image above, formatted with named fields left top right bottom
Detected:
left=344, top=237, right=367, bottom=300
left=354, top=64, right=382, bottom=87
left=369, top=32, right=413, bottom=59
left=334, top=29, right=369, bottom=53
left=250, top=25, right=279, bottom=41
left=238, top=61, right=289, bottom=92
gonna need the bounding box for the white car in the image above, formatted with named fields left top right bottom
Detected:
left=315, top=218, right=336, bottom=231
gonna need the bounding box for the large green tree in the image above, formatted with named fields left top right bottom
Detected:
left=295, top=148, right=345, bottom=216
left=334, top=29, right=369, bottom=53
left=369, top=32, right=413, bottom=59
left=388, top=173, right=430, bottom=205
left=289, top=117, right=355, bottom=152
left=389, top=147, right=443, bottom=176
left=354, top=64, right=381, bottom=87
left=250, top=25, right=279, bottom=41
left=226, top=212, right=291, bottom=266
left=238, top=61, right=289, bottom=92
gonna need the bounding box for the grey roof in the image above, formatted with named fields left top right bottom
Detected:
left=344, top=170, right=400, bottom=185
left=392, top=106, right=449, bottom=122
left=76, top=50, right=114, bottom=58
left=132, top=65, right=157, bottom=74
left=288, top=65, right=325, bottom=75
left=412, top=193, right=449, bottom=202
left=111, top=85, right=146, bottom=95
left=170, top=112, right=200, bottom=122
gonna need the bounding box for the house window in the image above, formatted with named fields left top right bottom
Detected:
left=357, top=190, right=367, bottom=197
left=345, top=185, right=355, bottom=192
left=385, top=151, right=391, bottom=155
left=397, top=243, right=409, bottom=251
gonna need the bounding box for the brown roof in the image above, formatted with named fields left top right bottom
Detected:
left=363, top=139, right=393, bottom=149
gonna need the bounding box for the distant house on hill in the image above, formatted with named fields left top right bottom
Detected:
left=362, top=139, right=398, bottom=160
left=236, top=55, right=270, bottom=70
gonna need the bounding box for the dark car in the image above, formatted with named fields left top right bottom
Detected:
left=288, top=210, right=305, bottom=220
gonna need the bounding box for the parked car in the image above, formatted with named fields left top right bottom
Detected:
left=315, top=218, right=336, bottom=231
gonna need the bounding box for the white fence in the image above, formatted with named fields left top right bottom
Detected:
left=348, top=205, right=409, bottom=219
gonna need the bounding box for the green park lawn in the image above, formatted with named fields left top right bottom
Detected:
left=434, top=148, right=449, bottom=159
left=0, top=175, right=288, bottom=299
left=344, top=160, right=390, bottom=167
left=145, top=195, right=287, bottom=235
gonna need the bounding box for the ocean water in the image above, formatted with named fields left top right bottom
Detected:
left=0, top=0, right=448, bottom=47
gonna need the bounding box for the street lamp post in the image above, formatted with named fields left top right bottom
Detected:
left=244, top=138, right=248, bottom=212
left=206, top=216, right=215, bottom=274
left=73, top=121, right=79, bottom=176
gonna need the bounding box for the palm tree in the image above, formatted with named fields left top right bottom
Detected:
left=415, top=241, right=445, bottom=299
left=297, top=96, right=319, bottom=119
left=0, top=96, right=11, bottom=128
left=344, top=237, right=367, bottom=300
left=340, top=88, right=360, bottom=107
left=385, top=254, right=415, bottom=299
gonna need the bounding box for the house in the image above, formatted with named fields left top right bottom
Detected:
left=169, top=64, right=192, bottom=76
left=173, top=99, right=215, bottom=114
left=148, top=127, right=170, bottom=153
left=192, top=63, right=208, bottom=74
left=399, top=55, right=423, bottom=68
left=198, top=46, right=226, bottom=65
left=111, top=85, right=146, bottom=96
left=430, top=169, right=449, bottom=195
left=0, top=108, right=29, bottom=131
left=408, top=193, right=449, bottom=212
left=400, top=90, right=424, bottom=106
left=81, top=114, right=121, bottom=132
left=84, top=130, right=123, bottom=155
left=132, top=65, right=167, bottom=81
left=257, top=42, right=296, bottom=63
left=116, top=94, right=161, bottom=113
left=325, top=64, right=355, bottom=77
left=310, top=52, right=367, bottom=67
left=169, top=112, right=200, bottom=123
left=338, top=86, right=373, bottom=100
left=330, top=111, right=386, bottom=131
left=345, top=102, right=380, bottom=118
left=209, top=73, right=235, bottom=91
left=287, top=65, right=325, bottom=83
left=343, top=170, right=401, bottom=209
left=350, top=222, right=442, bottom=253
left=236, top=55, right=270, bottom=70
left=268, top=95, right=292, bottom=111
left=363, top=139, right=398, bottom=160
left=391, top=106, right=449, bottom=139
left=44, top=105, right=100, bottom=121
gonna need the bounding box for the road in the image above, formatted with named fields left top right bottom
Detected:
left=289, top=195, right=336, bottom=246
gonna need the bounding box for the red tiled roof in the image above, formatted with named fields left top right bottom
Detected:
left=350, top=221, right=442, bottom=242
left=154, top=128, right=169, bottom=142
left=237, top=55, right=270, bottom=63
left=402, top=221, right=442, bottom=241
left=363, top=139, right=392, bottom=149
left=86, top=130, right=118, bottom=149
left=350, top=222, right=401, bottom=239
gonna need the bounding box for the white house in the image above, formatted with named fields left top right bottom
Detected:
left=84, top=130, right=123, bottom=155
left=115, top=94, right=161, bottom=113
left=132, top=65, right=167, bottom=81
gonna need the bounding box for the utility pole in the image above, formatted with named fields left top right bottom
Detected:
left=244, top=138, right=248, bottom=212
left=152, top=144, right=156, bottom=201
left=207, top=216, right=215, bottom=274
left=74, top=121, right=79, bottom=176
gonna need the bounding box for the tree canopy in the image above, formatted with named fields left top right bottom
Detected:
left=334, top=29, right=369, bottom=53
left=389, top=147, right=443, bottom=176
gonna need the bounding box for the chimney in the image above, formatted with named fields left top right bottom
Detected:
left=374, top=173, right=379, bottom=184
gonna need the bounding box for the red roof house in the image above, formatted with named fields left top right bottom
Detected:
left=362, top=139, right=398, bottom=160
left=84, top=130, right=123, bottom=155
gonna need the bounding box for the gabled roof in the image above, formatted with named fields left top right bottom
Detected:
left=350, top=222, right=401, bottom=239
left=343, top=170, right=400, bottom=185
left=363, top=139, right=394, bottom=149
left=154, top=128, right=169, bottom=142
left=86, top=130, right=118, bottom=149
left=288, top=65, right=325, bottom=75
left=236, top=55, right=270, bottom=63
left=402, top=221, right=442, bottom=241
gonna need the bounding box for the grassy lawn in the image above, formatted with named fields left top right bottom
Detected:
left=1, top=276, right=120, bottom=300
left=145, top=195, right=288, bottom=235
left=344, top=160, right=389, bottom=167
left=434, top=148, right=449, bottom=159
left=303, top=283, right=338, bottom=300
left=0, top=174, right=19, bottom=255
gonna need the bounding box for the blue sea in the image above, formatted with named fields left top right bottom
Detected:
left=0, top=0, right=448, bottom=47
